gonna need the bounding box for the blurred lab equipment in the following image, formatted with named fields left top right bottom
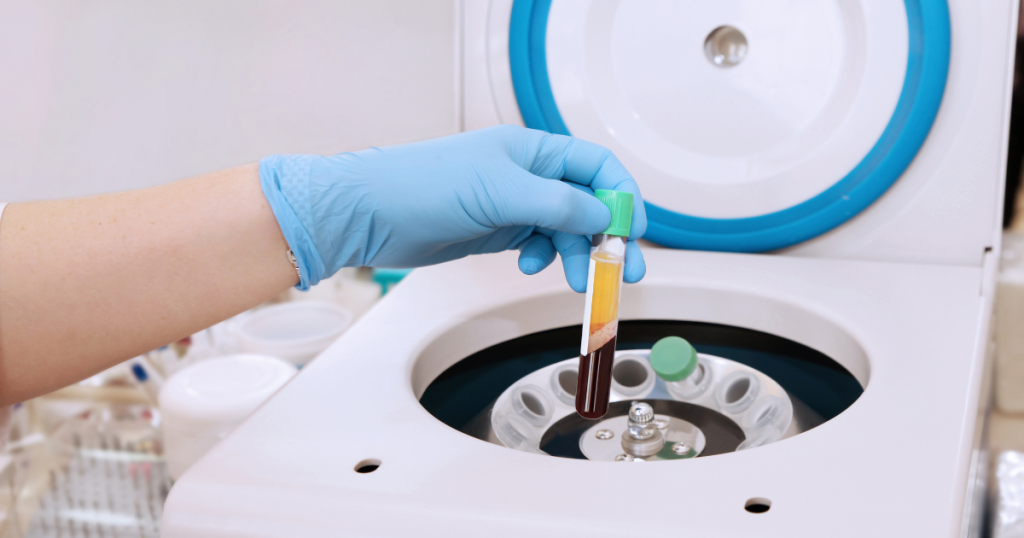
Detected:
left=20, top=408, right=168, bottom=538
left=996, top=450, right=1024, bottom=538
left=289, top=268, right=384, bottom=319
left=237, top=303, right=352, bottom=366
left=999, top=232, right=1024, bottom=414
left=159, top=354, right=296, bottom=475
left=372, top=268, right=412, bottom=295
left=1, top=396, right=167, bottom=538
left=159, top=355, right=296, bottom=480
left=129, top=361, right=164, bottom=406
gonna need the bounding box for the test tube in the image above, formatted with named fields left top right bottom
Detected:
left=577, top=190, right=633, bottom=419
left=130, top=359, right=164, bottom=405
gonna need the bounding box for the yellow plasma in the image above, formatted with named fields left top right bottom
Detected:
left=588, top=252, right=623, bottom=337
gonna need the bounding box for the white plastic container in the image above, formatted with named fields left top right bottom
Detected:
left=160, top=354, right=296, bottom=480
left=237, top=302, right=352, bottom=366
left=288, top=269, right=384, bottom=321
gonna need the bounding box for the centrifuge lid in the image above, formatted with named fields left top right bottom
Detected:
left=508, top=0, right=950, bottom=252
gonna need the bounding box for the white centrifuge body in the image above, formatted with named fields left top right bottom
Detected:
left=162, top=0, right=1016, bottom=536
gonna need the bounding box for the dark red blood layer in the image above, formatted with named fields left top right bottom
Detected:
left=576, top=335, right=617, bottom=419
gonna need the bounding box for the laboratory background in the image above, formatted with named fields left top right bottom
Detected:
left=1, top=0, right=1023, bottom=536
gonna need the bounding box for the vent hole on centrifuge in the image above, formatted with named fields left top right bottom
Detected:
left=725, top=377, right=751, bottom=404
left=354, top=459, right=381, bottom=473
left=558, top=369, right=578, bottom=396
left=612, top=359, right=648, bottom=388
left=745, top=498, right=771, bottom=514
left=704, top=25, right=748, bottom=67
left=521, top=391, right=546, bottom=416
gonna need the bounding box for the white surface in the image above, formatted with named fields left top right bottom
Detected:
left=160, top=354, right=296, bottom=480
left=0, top=0, right=458, bottom=202
left=546, top=0, right=905, bottom=218
left=462, top=0, right=525, bottom=131
left=787, top=0, right=1012, bottom=265
left=238, top=302, right=353, bottom=366
left=163, top=249, right=992, bottom=536
left=464, top=0, right=1015, bottom=266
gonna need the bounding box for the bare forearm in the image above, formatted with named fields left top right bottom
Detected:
left=0, top=164, right=298, bottom=406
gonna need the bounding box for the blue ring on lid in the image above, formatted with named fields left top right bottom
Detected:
left=509, top=0, right=950, bottom=252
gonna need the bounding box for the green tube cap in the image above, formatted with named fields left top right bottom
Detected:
left=594, top=189, right=633, bottom=237
left=649, top=336, right=697, bottom=382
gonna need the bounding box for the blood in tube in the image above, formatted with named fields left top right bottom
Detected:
left=576, top=189, right=633, bottom=419
left=577, top=240, right=626, bottom=419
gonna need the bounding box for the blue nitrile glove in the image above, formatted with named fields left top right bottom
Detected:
left=259, top=125, right=647, bottom=293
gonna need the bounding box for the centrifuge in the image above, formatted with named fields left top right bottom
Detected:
left=163, top=0, right=1016, bottom=535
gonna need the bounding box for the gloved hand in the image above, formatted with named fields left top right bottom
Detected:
left=259, top=125, right=647, bottom=292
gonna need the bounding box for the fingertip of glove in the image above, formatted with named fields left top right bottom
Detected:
left=624, top=261, right=647, bottom=284
left=563, top=263, right=589, bottom=292
left=518, top=256, right=544, bottom=275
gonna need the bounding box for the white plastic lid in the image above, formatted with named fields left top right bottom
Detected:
left=541, top=1, right=908, bottom=220
left=160, top=354, right=297, bottom=428
left=237, top=302, right=352, bottom=365
left=160, top=354, right=296, bottom=479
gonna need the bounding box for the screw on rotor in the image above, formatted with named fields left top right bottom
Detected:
left=621, top=401, right=666, bottom=458
left=627, top=402, right=656, bottom=440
